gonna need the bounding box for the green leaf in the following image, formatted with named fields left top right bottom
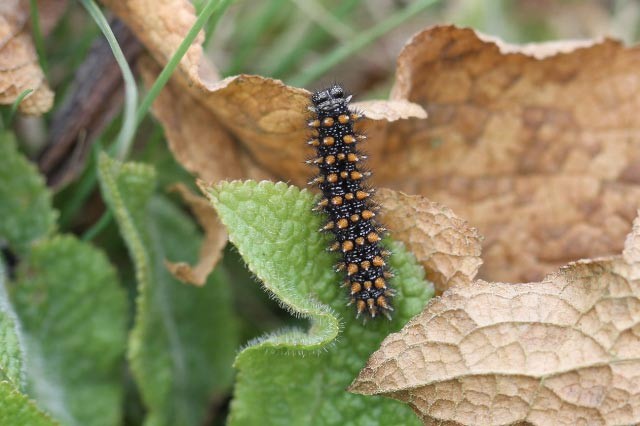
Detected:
left=0, top=382, right=57, bottom=426
left=12, top=235, right=127, bottom=426
left=97, top=153, right=238, bottom=426
left=1, top=260, right=56, bottom=426
left=203, top=180, right=434, bottom=426
left=0, top=132, right=57, bottom=255
left=0, top=261, right=24, bottom=387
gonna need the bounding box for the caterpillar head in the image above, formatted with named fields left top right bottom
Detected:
left=311, top=84, right=352, bottom=113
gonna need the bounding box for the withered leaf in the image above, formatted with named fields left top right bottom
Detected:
left=165, top=183, right=227, bottom=286
left=380, top=25, right=640, bottom=283
left=99, top=0, right=219, bottom=88
left=137, top=58, right=253, bottom=183
left=376, top=188, right=482, bottom=294
left=135, top=52, right=426, bottom=186
left=0, top=0, right=54, bottom=114
left=349, top=212, right=640, bottom=425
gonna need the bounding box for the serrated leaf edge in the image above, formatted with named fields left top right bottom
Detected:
left=96, top=153, right=157, bottom=393
left=0, top=381, right=59, bottom=425
left=200, top=179, right=342, bottom=356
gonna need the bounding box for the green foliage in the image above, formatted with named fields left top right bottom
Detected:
left=0, top=132, right=127, bottom=426
left=1, top=264, right=56, bottom=426
left=0, top=132, right=57, bottom=256
left=0, top=262, right=24, bottom=387
left=12, top=235, right=128, bottom=426
left=0, top=382, right=57, bottom=426
left=204, top=180, right=434, bottom=426
left=97, top=154, right=238, bottom=426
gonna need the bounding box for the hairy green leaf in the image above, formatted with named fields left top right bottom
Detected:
left=0, top=261, right=24, bottom=387
left=0, top=132, right=57, bottom=255
left=12, top=235, right=127, bottom=426
left=97, top=154, right=238, bottom=426
left=203, top=180, right=434, bottom=426
left=0, top=382, right=57, bottom=426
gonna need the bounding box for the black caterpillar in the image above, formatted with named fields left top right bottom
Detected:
left=306, top=84, right=394, bottom=319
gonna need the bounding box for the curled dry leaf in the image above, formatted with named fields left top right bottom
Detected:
left=136, top=60, right=426, bottom=187
left=137, top=58, right=252, bottom=184
left=380, top=25, right=640, bottom=283
left=349, top=212, right=640, bottom=426
left=352, top=100, right=427, bottom=121
left=376, top=188, right=482, bottom=294
left=164, top=183, right=227, bottom=286
left=0, top=0, right=54, bottom=114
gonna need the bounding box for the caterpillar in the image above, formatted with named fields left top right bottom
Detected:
left=306, top=84, right=394, bottom=319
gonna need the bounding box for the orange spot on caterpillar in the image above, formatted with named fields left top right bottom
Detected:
left=343, top=135, right=355, bottom=144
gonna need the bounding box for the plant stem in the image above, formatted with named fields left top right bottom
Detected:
left=79, top=0, right=138, bottom=161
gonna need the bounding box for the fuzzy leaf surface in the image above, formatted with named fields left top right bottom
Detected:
left=97, top=154, right=238, bottom=426
left=12, top=235, right=127, bottom=426
left=0, top=382, right=57, bottom=426
left=203, top=180, right=434, bottom=426
left=0, top=261, right=24, bottom=387
left=0, top=132, right=56, bottom=256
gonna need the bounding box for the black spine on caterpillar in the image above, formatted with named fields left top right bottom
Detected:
left=306, top=84, right=395, bottom=319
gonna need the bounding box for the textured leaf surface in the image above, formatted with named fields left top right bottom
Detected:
left=383, top=25, right=640, bottom=283
left=97, top=154, right=238, bottom=426
left=0, top=132, right=57, bottom=256
left=350, top=212, right=640, bottom=425
left=0, top=382, right=57, bottom=426
left=0, top=261, right=24, bottom=387
left=0, top=0, right=54, bottom=114
left=376, top=188, right=482, bottom=294
left=203, top=180, right=434, bottom=426
left=12, top=235, right=127, bottom=426
left=1, top=266, right=54, bottom=426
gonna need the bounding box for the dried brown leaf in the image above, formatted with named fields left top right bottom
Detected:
left=350, top=212, right=640, bottom=426
left=164, top=183, right=227, bottom=286
left=136, top=62, right=425, bottom=185
left=377, top=188, right=482, bottom=294
left=352, top=100, right=427, bottom=121
left=99, top=0, right=219, bottom=87
left=0, top=0, right=54, bottom=114
left=379, top=25, right=640, bottom=283
left=137, top=58, right=252, bottom=183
